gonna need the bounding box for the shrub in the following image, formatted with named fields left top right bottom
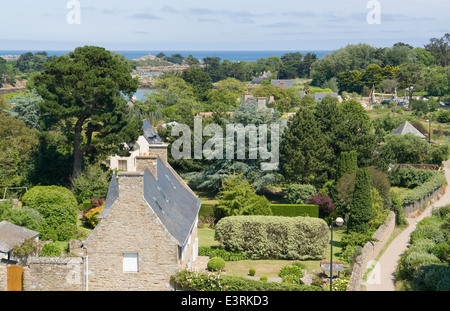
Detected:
left=410, top=225, right=445, bottom=244
left=171, top=270, right=323, bottom=291
left=306, top=194, right=336, bottom=217
left=270, top=204, right=318, bottom=218
left=207, top=257, right=225, bottom=271
left=39, top=242, right=62, bottom=257
left=198, top=246, right=249, bottom=261
left=249, top=268, right=256, bottom=276
left=433, top=243, right=450, bottom=264
left=71, top=164, right=111, bottom=203
left=347, top=167, right=372, bottom=234
left=397, top=251, right=441, bottom=280
left=259, top=276, right=268, bottom=282
left=84, top=204, right=104, bottom=228
left=22, top=186, right=78, bottom=241
left=409, top=239, right=436, bottom=253
left=284, top=184, right=317, bottom=204
left=412, top=264, right=450, bottom=291
left=214, top=216, right=329, bottom=260
left=402, top=171, right=446, bottom=205
left=278, top=263, right=304, bottom=284
left=340, top=232, right=376, bottom=250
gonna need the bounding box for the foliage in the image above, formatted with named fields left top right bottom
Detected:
left=0, top=113, right=39, bottom=187
left=347, top=167, right=373, bottom=234
left=39, top=242, right=62, bottom=257
left=402, top=170, right=446, bottom=204
left=270, top=204, right=319, bottom=218
left=280, top=106, right=333, bottom=188
left=278, top=263, right=305, bottom=285
left=330, top=276, right=350, bottom=291
left=4, top=90, right=43, bottom=130
left=305, top=194, right=336, bottom=217
left=283, top=184, right=316, bottom=204
left=84, top=202, right=104, bottom=228
left=214, top=216, right=329, bottom=260
left=198, top=246, right=249, bottom=261
left=369, top=188, right=390, bottom=233
left=71, top=164, right=111, bottom=203
left=32, top=46, right=142, bottom=178
left=249, top=268, right=256, bottom=276
left=11, top=238, right=39, bottom=260
left=22, top=185, right=78, bottom=241
left=335, top=151, right=357, bottom=181
left=171, top=270, right=323, bottom=291
left=215, top=175, right=272, bottom=217
left=207, top=257, right=226, bottom=271
left=388, top=166, right=435, bottom=189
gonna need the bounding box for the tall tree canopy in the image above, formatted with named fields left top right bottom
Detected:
left=32, top=46, right=141, bottom=178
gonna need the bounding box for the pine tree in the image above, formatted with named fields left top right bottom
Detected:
left=335, top=150, right=358, bottom=181
left=347, top=167, right=373, bottom=234
left=280, top=106, right=333, bottom=188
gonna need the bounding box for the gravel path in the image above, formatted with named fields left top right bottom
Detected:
left=364, top=165, right=450, bottom=291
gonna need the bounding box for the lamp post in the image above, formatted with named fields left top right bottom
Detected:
left=330, top=217, right=344, bottom=291
left=426, top=117, right=431, bottom=144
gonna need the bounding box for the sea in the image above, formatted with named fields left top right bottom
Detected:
left=0, top=50, right=333, bottom=101
left=0, top=50, right=332, bottom=62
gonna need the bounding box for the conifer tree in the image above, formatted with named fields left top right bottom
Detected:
left=280, top=106, right=333, bottom=188
left=347, top=167, right=373, bottom=234
left=335, top=150, right=358, bottom=181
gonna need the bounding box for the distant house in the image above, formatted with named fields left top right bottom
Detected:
left=108, top=120, right=167, bottom=172
left=243, top=92, right=275, bottom=110
left=0, top=221, right=39, bottom=264
left=298, top=91, right=339, bottom=103
left=83, top=144, right=202, bottom=291
left=251, top=70, right=271, bottom=85
left=390, top=121, right=426, bottom=139
left=271, top=79, right=294, bottom=88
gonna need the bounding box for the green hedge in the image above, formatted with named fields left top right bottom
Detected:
left=200, top=203, right=319, bottom=221
left=270, top=204, right=319, bottom=218
left=171, top=270, right=323, bottom=291
left=215, top=216, right=329, bottom=260
left=402, top=170, right=447, bottom=205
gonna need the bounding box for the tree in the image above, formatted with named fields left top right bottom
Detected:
left=215, top=174, right=272, bottom=216
left=71, top=164, right=112, bottom=203
left=181, top=66, right=213, bottom=100
left=32, top=46, right=142, bottom=178
left=379, top=134, right=430, bottom=164
left=280, top=106, right=333, bottom=188
left=335, top=151, right=357, bottom=181
left=4, top=90, right=43, bottom=129
left=425, top=33, right=450, bottom=67
left=347, top=167, right=372, bottom=234
left=0, top=113, right=38, bottom=187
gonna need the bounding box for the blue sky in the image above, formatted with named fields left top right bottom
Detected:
left=0, top=0, right=448, bottom=51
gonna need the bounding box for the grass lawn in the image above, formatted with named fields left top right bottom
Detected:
left=197, top=225, right=347, bottom=278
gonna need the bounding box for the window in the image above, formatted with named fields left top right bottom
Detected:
left=123, top=253, right=138, bottom=272
left=118, top=160, right=128, bottom=172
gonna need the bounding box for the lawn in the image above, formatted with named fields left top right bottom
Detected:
left=197, top=225, right=347, bottom=278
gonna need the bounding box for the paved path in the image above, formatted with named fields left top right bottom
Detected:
left=364, top=166, right=450, bottom=291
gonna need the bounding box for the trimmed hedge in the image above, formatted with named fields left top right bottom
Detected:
left=215, top=216, right=329, bottom=260
left=270, top=204, right=319, bottom=218
left=402, top=170, right=446, bottom=205
left=171, top=270, right=323, bottom=291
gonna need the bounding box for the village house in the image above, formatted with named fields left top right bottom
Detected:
left=82, top=141, right=202, bottom=291
left=271, top=79, right=294, bottom=88
left=0, top=221, right=39, bottom=265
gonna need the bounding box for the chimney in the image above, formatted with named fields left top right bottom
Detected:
left=135, top=154, right=158, bottom=177
left=149, top=143, right=169, bottom=163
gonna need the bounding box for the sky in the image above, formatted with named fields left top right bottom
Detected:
left=0, top=0, right=448, bottom=51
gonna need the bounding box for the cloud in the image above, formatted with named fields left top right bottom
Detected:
left=130, top=13, right=161, bottom=20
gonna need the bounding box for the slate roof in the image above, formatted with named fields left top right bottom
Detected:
left=143, top=160, right=201, bottom=247
left=0, top=221, right=39, bottom=253
left=390, top=121, right=426, bottom=139
left=142, top=120, right=162, bottom=144
left=93, top=159, right=201, bottom=247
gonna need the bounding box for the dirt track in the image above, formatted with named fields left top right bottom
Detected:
left=364, top=163, right=450, bottom=291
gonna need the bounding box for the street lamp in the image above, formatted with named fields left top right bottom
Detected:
left=426, top=117, right=431, bottom=144
left=330, top=217, right=344, bottom=291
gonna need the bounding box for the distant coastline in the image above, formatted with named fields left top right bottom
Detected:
left=0, top=50, right=332, bottom=62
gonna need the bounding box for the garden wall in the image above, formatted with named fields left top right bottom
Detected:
left=346, top=211, right=396, bottom=291
left=22, top=257, right=84, bottom=291
left=402, top=184, right=444, bottom=217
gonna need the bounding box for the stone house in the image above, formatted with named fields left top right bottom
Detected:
left=0, top=221, right=39, bottom=265
left=108, top=120, right=166, bottom=172
left=271, top=79, right=294, bottom=88
left=82, top=143, right=202, bottom=291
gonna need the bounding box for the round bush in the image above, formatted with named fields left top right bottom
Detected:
left=437, top=275, right=450, bottom=291
left=409, top=239, right=436, bottom=253
left=207, top=257, right=225, bottom=271
left=397, top=251, right=441, bottom=280
left=413, top=264, right=450, bottom=291
left=249, top=268, right=256, bottom=276
left=260, top=276, right=268, bottom=282
left=39, top=242, right=61, bottom=257
left=410, top=225, right=445, bottom=244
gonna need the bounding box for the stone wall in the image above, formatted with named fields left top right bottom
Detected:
left=347, top=211, right=396, bottom=291
left=402, top=184, right=444, bottom=217
left=0, top=265, right=6, bottom=291
left=23, top=257, right=83, bottom=291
